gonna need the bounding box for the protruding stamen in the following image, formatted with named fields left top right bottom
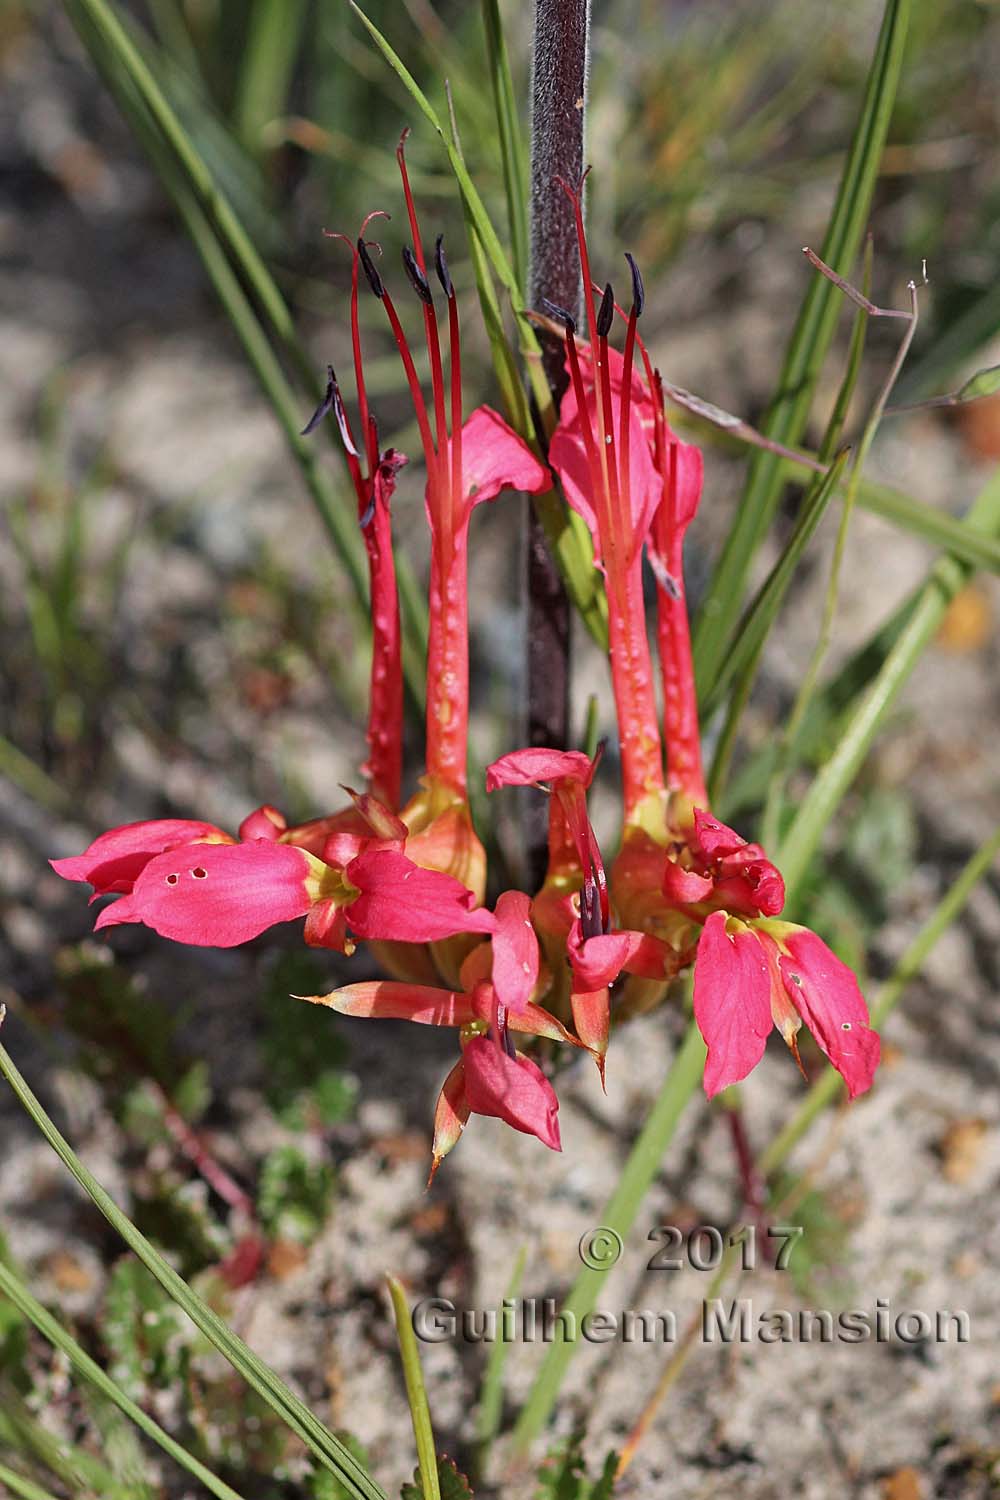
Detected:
left=434, top=234, right=454, bottom=299
left=402, top=245, right=433, bottom=306
left=596, top=282, right=615, bottom=338
left=624, top=252, right=644, bottom=317
left=358, top=239, right=384, bottom=299
left=331, top=378, right=360, bottom=458
left=300, top=366, right=336, bottom=437
left=539, top=296, right=577, bottom=334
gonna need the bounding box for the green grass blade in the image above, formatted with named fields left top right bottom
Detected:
left=857, top=477, right=1000, bottom=573
left=0, top=1462, right=65, bottom=1500
left=234, top=0, right=308, bottom=153
left=481, top=0, right=529, bottom=290
left=702, top=450, right=850, bottom=718
left=473, top=1246, right=527, bottom=1478
left=0, top=1031, right=388, bottom=1500
left=66, top=0, right=306, bottom=379
left=776, top=463, right=1000, bottom=900
left=760, top=824, right=1000, bottom=1173
left=512, top=1015, right=707, bottom=1452
left=692, top=0, right=911, bottom=695
left=0, top=1260, right=249, bottom=1500
left=386, top=1276, right=441, bottom=1500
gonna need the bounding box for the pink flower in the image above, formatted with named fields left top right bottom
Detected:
left=462, top=1036, right=561, bottom=1151
left=694, top=911, right=880, bottom=1100
left=50, top=818, right=236, bottom=897
left=304, top=888, right=575, bottom=1165
left=55, top=809, right=496, bottom=952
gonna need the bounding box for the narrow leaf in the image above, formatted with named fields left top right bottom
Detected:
left=386, top=1276, right=440, bottom=1500
left=693, top=0, right=911, bottom=693
left=777, top=463, right=1000, bottom=899
left=0, top=1030, right=387, bottom=1500
left=0, top=1258, right=248, bottom=1500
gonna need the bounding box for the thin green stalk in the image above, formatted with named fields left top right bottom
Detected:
left=701, top=450, right=850, bottom=719
left=760, top=269, right=921, bottom=849
left=0, top=1260, right=249, bottom=1500
left=473, top=1246, right=528, bottom=1478
left=777, top=463, right=1000, bottom=900
left=0, top=1026, right=387, bottom=1500
left=0, top=736, right=72, bottom=813
left=855, top=476, right=1000, bottom=574
left=511, top=1015, right=706, bottom=1452
left=234, top=0, right=308, bottom=153
left=760, top=825, right=1000, bottom=1173
left=693, top=0, right=911, bottom=694
left=386, top=1276, right=441, bottom=1500
left=0, top=1463, right=64, bottom=1500
left=482, top=0, right=529, bottom=289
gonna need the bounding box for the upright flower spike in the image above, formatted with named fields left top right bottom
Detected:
left=545, top=183, right=665, bottom=836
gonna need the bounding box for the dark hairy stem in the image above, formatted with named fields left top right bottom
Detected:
left=523, top=0, right=589, bottom=886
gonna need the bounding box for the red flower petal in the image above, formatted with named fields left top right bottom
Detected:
left=566, top=921, right=675, bottom=990
left=485, top=746, right=593, bottom=791
left=344, top=849, right=497, bottom=943
left=462, top=1035, right=561, bottom=1150
left=569, top=986, right=610, bottom=1074
left=549, top=353, right=663, bottom=558
left=51, top=819, right=233, bottom=896
left=777, top=927, right=880, bottom=1099
left=693, top=912, right=773, bottom=1098
left=93, top=840, right=317, bottom=946
left=429, top=1057, right=471, bottom=1181
left=490, top=890, right=539, bottom=1015
left=662, top=860, right=715, bottom=908
left=302, top=980, right=474, bottom=1027
left=459, top=406, right=551, bottom=512
left=237, top=805, right=287, bottom=842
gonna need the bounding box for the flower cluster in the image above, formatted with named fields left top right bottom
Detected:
left=53, top=148, right=878, bottom=1170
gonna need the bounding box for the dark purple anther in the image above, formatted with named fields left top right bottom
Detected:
left=434, top=234, right=454, bottom=299
left=539, top=296, right=577, bottom=335
left=596, top=281, right=615, bottom=338
left=300, top=365, right=337, bottom=437
left=358, top=238, right=385, bottom=299
left=624, top=252, right=644, bottom=317
left=402, top=245, right=433, bottom=305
